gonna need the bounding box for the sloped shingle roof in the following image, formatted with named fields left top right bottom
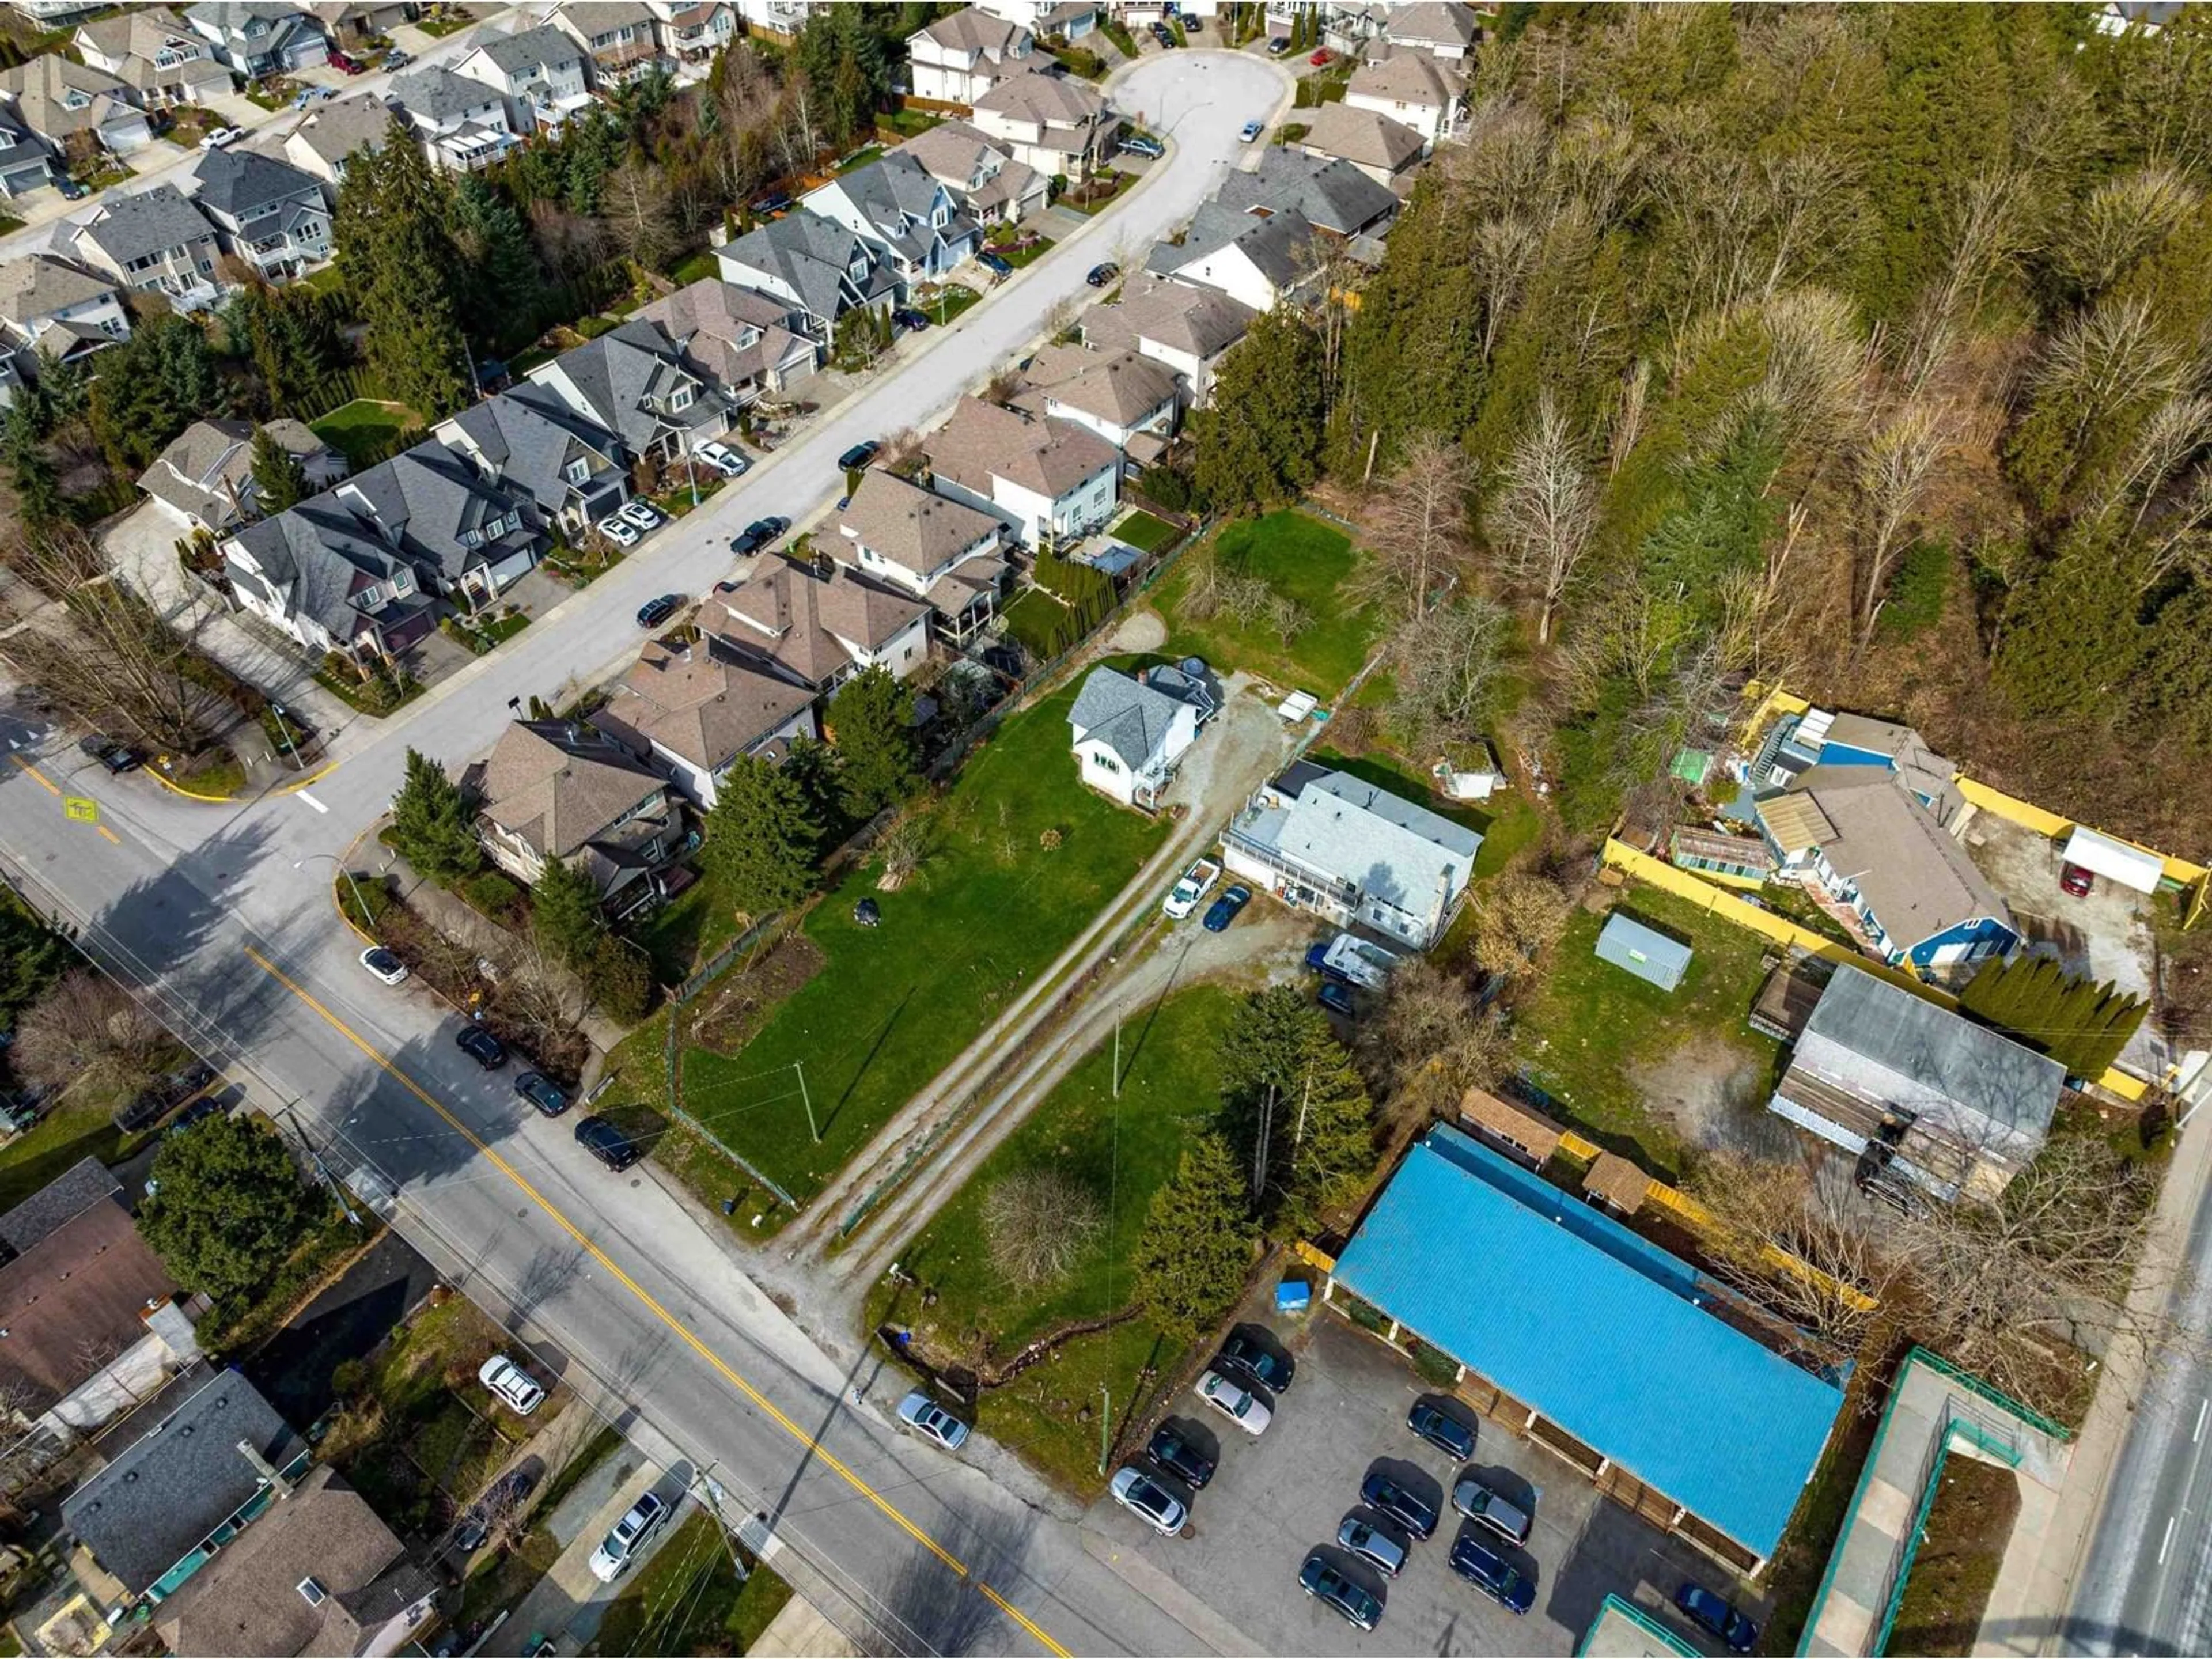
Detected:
left=477, top=719, right=665, bottom=861
left=74, top=183, right=215, bottom=267
left=1017, top=343, right=1177, bottom=427
left=1082, top=271, right=1256, bottom=359
left=1300, top=101, right=1425, bottom=175
left=839, top=468, right=1001, bottom=578
left=191, top=146, right=323, bottom=219
left=925, top=395, right=1118, bottom=501
left=713, top=561, right=926, bottom=685
left=1069, top=665, right=1181, bottom=770
left=717, top=209, right=883, bottom=325
left=0, top=253, right=115, bottom=329
left=593, top=640, right=814, bottom=776
left=1218, top=145, right=1399, bottom=236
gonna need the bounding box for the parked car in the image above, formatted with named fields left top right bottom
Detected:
left=455, top=1025, right=507, bottom=1070
left=1218, top=1330, right=1293, bottom=1393
left=1146, top=1422, right=1215, bottom=1488
left=894, top=1388, right=972, bottom=1452
left=978, top=249, right=1014, bottom=278
left=1360, top=1472, right=1437, bottom=1540
left=56, top=177, right=87, bottom=200
left=1675, top=1583, right=1759, bottom=1654
left=198, top=126, right=241, bottom=150
left=1298, top=1553, right=1380, bottom=1632
left=636, top=593, right=683, bottom=630
left=1407, top=1400, right=1476, bottom=1461
left=732, top=516, right=789, bottom=556
left=478, top=1354, right=544, bottom=1415
left=1240, top=119, right=1265, bottom=143
left=892, top=306, right=929, bottom=332
left=693, top=440, right=748, bottom=478
left=1318, top=981, right=1357, bottom=1018
left=1194, top=1369, right=1271, bottom=1435
left=1181, top=10, right=1201, bottom=26
left=1202, top=883, right=1252, bottom=933
left=78, top=734, right=143, bottom=773
left=749, top=190, right=794, bottom=217
left=1109, top=1466, right=1188, bottom=1535
left=1337, top=1514, right=1406, bottom=1577
left=1162, top=858, right=1221, bottom=920
left=1266, top=36, right=1291, bottom=55
left=837, top=440, right=881, bottom=472
left=588, top=1492, right=668, bottom=1582
left=169, top=1092, right=224, bottom=1135
left=1309, top=47, right=1334, bottom=65
left=1451, top=1476, right=1531, bottom=1546
left=1086, top=262, right=1120, bottom=287
left=360, top=946, right=408, bottom=986
left=574, top=1114, right=641, bottom=1172
left=514, top=1071, right=568, bottom=1118
left=1118, top=134, right=1165, bottom=159
left=2061, top=861, right=2095, bottom=897
left=453, top=1467, right=537, bottom=1552
left=381, top=47, right=410, bottom=69
left=597, top=514, right=641, bottom=547
left=1449, top=1532, right=1533, bottom=1614
left=326, top=49, right=362, bottom=72
left=619, top=499, right=663, bottom=532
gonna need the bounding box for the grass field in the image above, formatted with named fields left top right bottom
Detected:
left=595, top=1510, right=792, bottom=1657
left=1884, top=1456, right=2021, bottom=1657
left=677, top=682, right=1171, bottom=1207
left=310, top=399, right=418, bottom=467
left=1111, top=509, right=1179, bottom=554
left=1153, top=510, right=1378, bottom=696
left=873, top=986, right=1234, bottom=1491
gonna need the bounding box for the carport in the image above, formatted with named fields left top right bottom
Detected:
left=2059, top=826, right=2165, bottom=895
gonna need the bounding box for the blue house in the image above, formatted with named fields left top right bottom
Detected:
left=1596, top=912, right=1692, bottom=991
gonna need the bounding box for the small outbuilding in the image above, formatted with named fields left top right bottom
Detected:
left=1596, top=911, right=1693, bottom=992
left=2059, top=825, right=2165, bottom=896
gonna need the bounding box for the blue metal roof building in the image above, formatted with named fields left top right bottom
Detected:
left=1596, top=911, right=1694, bottom=991
left=1330, top=1126, right=1844, bottom=1569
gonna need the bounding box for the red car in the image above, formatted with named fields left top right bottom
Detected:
left=1309, top=47, right=1333, bottom=65
left=328, top=50, right=363, bottom=73
left=2061, top=862, right=2094, bottom=897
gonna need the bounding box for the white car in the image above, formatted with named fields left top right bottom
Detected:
left=588, top=1491, right=668, bottom=1582
left=199, top=127, right=241, bottom=150
left=1110, top=1466, right=1188, bottom=1536
left=1195, top=1369, right=1271, bottom=1435
left=1162, top=858, right=1221, bottom=921
left=694, top=440, right=748, bottom=478
left=896, top=1389, right=971, bottom=1453
left=619, top=499, right=664, bottom=532
left=477, top=1354, right=545, bottom=1416
left=359, top=946, right=408, bottom=986
left=596, top=514, right=639, bottom=547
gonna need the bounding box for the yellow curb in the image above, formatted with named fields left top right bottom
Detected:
left=145, top=767, right=243, bottom=804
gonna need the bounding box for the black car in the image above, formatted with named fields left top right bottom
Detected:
left=978, top=249, right=1014, bottom=278
left=1146, top=1423, right=1215, bottom=1489
left=1218, top=1331, right=1293, bottom=1393
left=454, top=1467, right=539, bottom=1552
left=837, top=440, right=881, bottom=472
left=169, top=1092, right=225, bottom=1135
left=1675, top=1583, right=1759, bottom=1654
left=575, top=1114, right=641, bottom=1172
left=1359, top=1472, right=1437, bottom=1540
left=79, top=734, right=143, bottom=773
left=1407, top=1400, right=1476, bottom=1461
left=731, top=516, right=789, bottom=556
left=1318, top=980, right=1357, bottom=1018
left=1450, top=1533, right=1534, bottom=1615
left=456, top=1025, right=507, bottom=1070
left=636, top=594, right=683, bottom=630
left=1086, top=262, right=1119, bottom=287
left=57, top=178, right=87, bottom=200
left=515, top=1072, right=569, bottom=1118
left=749, top=190, right=793, bottom=217
left=1298, top=1553, right=1380, bottom=1633
left=892, top=307, right=929, bottom=332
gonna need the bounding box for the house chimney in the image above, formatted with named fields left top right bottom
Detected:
left=236, top=1437, right=297, bottom=1500
left=140, top=1296, right=202, bottom=1367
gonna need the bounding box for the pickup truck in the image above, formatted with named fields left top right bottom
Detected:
left=1304, top=931, right=1401, bottom=992
left=1162, top=858, right=1222, bottom=921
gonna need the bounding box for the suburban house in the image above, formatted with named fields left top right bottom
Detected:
left=1382, top=0, right=1479, bottom=59
left=0, top=1160, right=202, bottom=1442
left=0, top=253, right=130, bottom=374
left=836, top=468, right=1007, bottom=643
left=1080, top=271, right=1256, bottom=408
left=892, top=119, right=1048, bottom=226
left=1345, top=48, right=1461, bottom=147
left=1067, top=662, right=1203, bottom=810
left=924, top=394, right=1120, bottom=547
left=1222, top=759, right=1480, bottom=950
left=222, top=495, right=437, bottom=661
left=1298, top=101, right=1427, bottom=186
left=1323, top=1124, right=1844, bottom=1576
left=592, top=638, right=818, bottom=809
left=138, top=416, right=347, bottom=534
left=801, top=151, right=982, bottom=284
left=0, top=53, right=154, bottom=156
left=434, top=381, right=631, bottom=539
left=450, top=22, right=594, bottom=133
left=1768, top=964, right=2067, bottom=1205
left=331, top=441, right=546, bottom=609
left=62, top=1367, right=312, bottom=1606
left=1146, top=198, right=1317, bottom=312
left=0, top=108, right=54, bottom=198
left=389, top=64, right=522, bottom=173
left=1012, top=343, right=1178, bottom=464
left=309, top=0, right=413, bottom=44
left=1221, top=143, right=1400, bottom=241
left=74, top=8, right=231, bottom=108
left=66, top=184, right=227, bottom=312
left=471, top=718, right=684, bottom=915
left=182, top=0, right=330, bottom=78
left=969, top=67, right=1113, bottom=180
left=187, top=146, right=333, bottom=280
left=714, top=209, right=901, bottom=341
left=908, top=6, right=1035, bottom=106
left=524, top=317, right=734, bottom=467
left=710, top=558, right=931, bottom=690
left=281, top=89, right=392, bottom=187
left=973, top=0, right=1099, bottom=40
left=646, top=0, right=740, bottom=70
left=635, top=276, right=819, bottom=405
left=150, top=1465, right=439, bottom=1659
left=551, top=0, right=669, bottom=85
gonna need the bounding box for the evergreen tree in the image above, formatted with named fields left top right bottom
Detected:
left=249, top=427, right=310, bottom=513
left=449, top=174, right=546, bottom=353
left=1130, top=1132, right=1255, bottom=1344
left=702, top=754, right=821, bottom=916
left=780, top=733, right=850, bottom=844
left=797, top=8, right=891, bottom=149
left=139, top=1114, right=320, bottom=1306
left=335, top=123, right=471, bottom=419
left=531, top=854, right=605, bottom=968
left=87, top=313, right=227, bottom=470
left=1192, top=309, right=1325, bottom=511
left=1220, top=986, right=1374, bottom=1232
left=828, top=666, right=919, bottom=820
left=388, top=747, right=484, bottom=882
left=0, top=896, right=69, bottom=1032
left=238, top=285, right=342, bottom=408
left=3, top=402, right=63, bottom=528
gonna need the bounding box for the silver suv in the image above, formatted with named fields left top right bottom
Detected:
left=1452, top=1475, right=1532, bottom=1545
left=588, top=1491, right=669, bottom=1582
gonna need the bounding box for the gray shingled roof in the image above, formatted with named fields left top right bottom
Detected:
left=338, top=442, right=533, bottom=582
left=226, top=496, right=413, bottom=642
left=1069, top=666, right=1181, bottom=770
left=190, top=146, right=321, bottom=219
left=718, top=209, right=881, bottom=326
left=1147, top=199, right=1312, bottom=288
left=0, top=1156, right=121, bottom=1257
left=535, top=318, right=700, bottom=456
left=1218, top=146, right=1398, bottom=236
left=391, top=62, right=500, bottom=123
left=470, top=21, right=585, bottom=75
left=74, top=183, right=214, bottom=266
left=286, top=89, right=392, bottom=166
left=445, top=382, right=623, bottom=513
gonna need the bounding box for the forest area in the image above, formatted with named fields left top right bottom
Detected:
left=1197, top=2, right=2212, bottom=857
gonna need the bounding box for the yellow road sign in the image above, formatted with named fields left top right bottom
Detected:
left=64, top=797, right=97, bottom=823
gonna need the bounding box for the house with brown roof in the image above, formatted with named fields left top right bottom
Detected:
left=710, top=558, right=931, bottom=691
left=551, top=0, right=668, bottom=86
left=150, top=1465, right=438, bottom=1658
left=0, top=252, right=129, bottom=374
left=592, top=639, right=817, bottom=809
left=1384, top=0, right=1479, bottom=60
left=923, top=394, right=1119, bottom=548
left=1346, top=47, right=1461, bottom=146
left=634, top=277, right=819, bottom=405
left=471, top=719, right=683, bottom=916
left=1297, top=101, right=1427, bottom=187
left=1010, top=343, right=1178, bottom=463
left=138, top=416, right=348, bottom=535
left=1457, top=1086, right=1563, bottom=1169
left=0, top=52, right=153, bottom=157
left=835, top=468, right=1007, bottom=643
left=892, top=119, right=1048, bottom=227
left=74, top=8, right=229, bottom=108
left=969, top=66, right=1113, bottom=180
left=1080, top=272, right=1256, bottom=410
left=908, top=5, right=1035, bottom=106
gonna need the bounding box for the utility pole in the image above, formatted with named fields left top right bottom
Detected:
left=281, top=1103, right=362, bottom=1228
left=1097, top=1383, right=1110, bottom=1476
left=795, top=1060, right=820, bottom=1143
left=1252, top=1085, right=1275, bottom=1205
left=692, top=1461, right=751, bottom=1582
left=1293, top=1069, right=1312, bottom=1154
left=1113, top=1014, right=1121, bottom=1100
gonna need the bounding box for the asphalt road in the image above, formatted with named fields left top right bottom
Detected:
left=0, top=48, right=1288, bottom=1658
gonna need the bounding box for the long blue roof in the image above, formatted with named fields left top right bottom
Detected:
left=1332, top=1126, right=1843, bottom=1556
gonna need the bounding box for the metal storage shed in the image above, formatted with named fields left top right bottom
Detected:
left=1596, top=912, right=1694, bottom=991
left=2060, top=825, right=2165, bottom=895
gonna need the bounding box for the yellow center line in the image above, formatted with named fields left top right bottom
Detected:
left=96, top=825, right=120, bottom=845
left=244, top=945, right=1072, bottom=1659
left=10, top=755, right=58, bottom=796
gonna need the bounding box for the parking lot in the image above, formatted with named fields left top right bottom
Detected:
left=1086, top=1311, right=1736, bottom=1656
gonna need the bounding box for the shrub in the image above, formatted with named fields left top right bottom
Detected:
left=1141, top=465, right=1192, bottom=512
left=460, top=870, right=524, bottom=919
left=585, top=934, right=655, bottom=1024
left=331, top=1358, right=368, bottom=1399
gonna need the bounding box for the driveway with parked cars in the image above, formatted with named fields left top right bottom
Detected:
left=1088, top=1312, right=1740, bottom=1656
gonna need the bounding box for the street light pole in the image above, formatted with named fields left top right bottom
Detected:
left=1098, top=1382, right=1110, bottom=1476
left=294, top=853, right=375, bottom=938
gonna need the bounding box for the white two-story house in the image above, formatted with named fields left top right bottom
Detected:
left=183, top=1, right=329, bottom=79
left=645, top=0, right=737, bottom=71
left=222, top=497, right=438, bottom=663
left=551, top=0, right=668, bottom=86
left=1080, top=272, right=1256, bottom=408
left=592, top=638, right=817, bottom=810
left=1344, top=48, right=1460, bottom=148
left=891, top=119, right=1048, bottom=226
left=0, top=253, right=130, bottom=372
left=388, top=64, right=521, bottom=173
left=1012, top=343, right=1179, bottom=466
left=434, top=381, right=631, bottom=539
left=635, top=278, right=818, bottom=405
left=1067, top=664, right=1198, bottom=811
left=74, top=9, right=230, bottom=108
left=471, top=719, right=683, bottom=918
left=970, top=66, right=1113, bottom=180
left=450, top=23, right=592, bottom=134
left=836, top=468, right=1007, bottom=643
left=908, top=6, right=1033, bottom=106
left=524, top=317, right=733, bottom=468
left=925, top=395, right=1120, bottom=548
left=710, top=558, right=931, bottom=692
left=714, top=209, right=900, bottom=341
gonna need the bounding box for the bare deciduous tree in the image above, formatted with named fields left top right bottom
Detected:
left=1359, top=957, right=1510, bottom=1132
left=14, top=969, right=172, bottom=1096
left=2055, top=165, right=2200, bottom=302
left=982, top=1170, right=1105, bottom=1288
left=1467, top=873, right=1573, bottom=976
left=603, top=160, right=675, bottom=270
left=1853, top=400, right=1952, bottom=645
left=1388, top=593, right=1510, bottom=755
left=1355, top=433, right=1475, bottom=620
left=1486, top=391, right=1597, bottom=643
left=876, top=813, right=934, bottom=891
left=498, top=939, right=587, bottom=1047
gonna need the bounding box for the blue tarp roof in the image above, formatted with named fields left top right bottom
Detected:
left=1332, top=1126, right=1843, bottom=1557
left=1595, top=912, right=1693, bottom=990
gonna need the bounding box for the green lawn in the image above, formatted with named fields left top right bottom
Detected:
left=1111, top=510, right=1179, bottom=554
left=872, top=986, right=1233, bottom=1491
left=999, top=585, right=1071, bottom=658
left=1303, top=747, right=1544, bottom=878
left=631, top=879, right=746, bottom=986
left=1153, top=510, right=1380, bottom=696
left=1002, top=235, right=1055, bottom=269
left=0, top=1091, right=142, bottom=1213
left=594, top=1511, right=792, bottom=1657
left=311, top=399, right=418, bottom=467
left=914, top=283, right=982, bottom=326
left=676, top=683, right=1171, bottom=1208
left=667, top=249, right=719, bottom=286
left=1506, top=882, right=1782, bottom=1177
